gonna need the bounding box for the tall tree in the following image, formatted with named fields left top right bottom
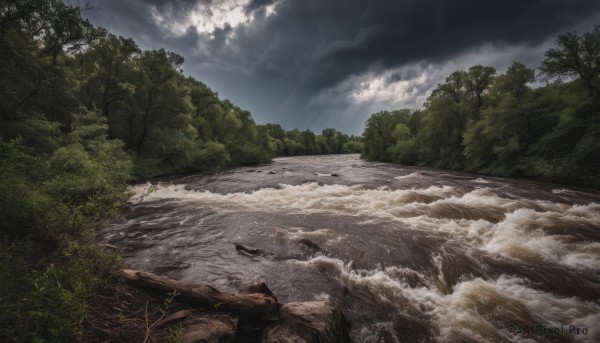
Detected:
left=78, top=34, right=139, bottom=113
left=493, top=62, right=535, bottom=101
left=464, top=65, right=496, bottom=119
left=540, top=25, right=600, bottom=101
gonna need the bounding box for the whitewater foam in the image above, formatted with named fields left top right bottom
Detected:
left=127, top=182, right=600, bottom=269
left=293, top=255, right=600, bottom=342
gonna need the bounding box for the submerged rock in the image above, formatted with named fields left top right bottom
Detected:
left=261, top=301, right=349, bottom=343
left=235, top=244, right=274, bottom=258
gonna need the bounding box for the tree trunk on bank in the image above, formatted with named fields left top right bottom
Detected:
left=117, top=269, right=279, bottom=322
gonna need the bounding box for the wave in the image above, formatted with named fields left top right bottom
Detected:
left=128, top=182, right=600, bottom=270
left=293, top=256, right=600, bottom=343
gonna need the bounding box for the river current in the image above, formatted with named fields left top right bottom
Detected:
left=100, top=154, right=600, bottom=342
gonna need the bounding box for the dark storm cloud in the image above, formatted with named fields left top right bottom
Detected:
left=245, top=0, right=278, bottom=12
left=387, top=69, right=421, bottom=85
left=238, top=0, right=599, bottom=90
left=82, top=0, right=600, bottom=134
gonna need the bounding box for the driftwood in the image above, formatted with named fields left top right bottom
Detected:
left=117, top=269, right=279, bottom=322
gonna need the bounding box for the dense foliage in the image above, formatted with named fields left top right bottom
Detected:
left=0, top=1, right=357, bottom=341
left=262, top=124, right=363, bottom=156
left=363, top=26, right=600, bottom=188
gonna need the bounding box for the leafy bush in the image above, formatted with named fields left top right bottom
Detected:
left=0, top=240, right=121, bottom=342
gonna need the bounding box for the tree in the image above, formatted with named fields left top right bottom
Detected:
left=464, top=65, right=496, bottom=118
left=462, top=63, right=537, bottom=174
left=334, top=132, right=349, bottom=153
left=321, top=128, right=337, bottom=152
left=362, top=110, right=410, bottom=161
left=0, top=0, right=99, bottom=126
left=300, top=130, right=317, bottom=154
left=388, top=123, right=416, bottom=164
left=342, top=140, right=364, bottom=153
left=78, top=34, right=140, bottom=119
left=283, top=137, right=304, bottom=155
left=540, top=25, right=600, bottom=100
left=493, top=62, right=535, bottom=101
left=130, top=49, right=190, bottom=157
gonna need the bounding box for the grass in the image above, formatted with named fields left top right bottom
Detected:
left=0, top=238, right=122, bottom=342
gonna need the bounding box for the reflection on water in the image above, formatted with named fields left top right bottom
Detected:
left=101, top=155, right=600, bottom=342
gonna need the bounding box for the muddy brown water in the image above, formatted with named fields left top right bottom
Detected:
left=100, top=154, right=600, bottom=342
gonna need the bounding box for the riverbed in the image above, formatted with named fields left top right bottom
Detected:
left=100, top=154, right=600, bottom=342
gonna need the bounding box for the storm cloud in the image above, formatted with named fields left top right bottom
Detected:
left=81, top=0, right=600, bottom=134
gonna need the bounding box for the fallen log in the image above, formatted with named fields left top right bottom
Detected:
left=117, top=269, right=279, bottom=322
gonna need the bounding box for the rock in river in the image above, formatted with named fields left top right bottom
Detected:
left=261, top=300, right=349, bottom=343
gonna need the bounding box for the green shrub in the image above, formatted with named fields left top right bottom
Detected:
left=0, top=240, right=121, bottom=342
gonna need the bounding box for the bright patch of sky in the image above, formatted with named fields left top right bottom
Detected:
left=150, top=0, right=279, bottom=38
left=339, top=39, right=553, bottom=112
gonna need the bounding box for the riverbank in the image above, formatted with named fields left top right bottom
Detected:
left=79, top=267, right=349, bottom=343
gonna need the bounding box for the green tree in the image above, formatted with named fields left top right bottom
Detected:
left=493, top=62, right=535, bottom=101
left=321, top=128, right=337, bottom=152
left=540, top=25, right=600, bottom=100
left=342, top=140, right=364, bottom=153
left=388, top=123, right=417, bottom=165
left=464, top=65, right=496, bottom=119
left=463, top=63, right=537, bottom=174
left=77, top=33, right=140, bottom=139
left=362, top=110, right=410, bottom=161
left=300, top=130, right=317, bottom=154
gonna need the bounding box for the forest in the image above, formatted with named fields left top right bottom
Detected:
left=0, top=1, right=360, bottom=341
left=362, top=26, right=600, bottom=188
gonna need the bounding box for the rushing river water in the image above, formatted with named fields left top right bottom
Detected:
left=100, top=154, right=600, bottom=342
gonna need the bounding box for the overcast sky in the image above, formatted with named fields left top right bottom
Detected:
left=80, top=0, right=600, bottom=135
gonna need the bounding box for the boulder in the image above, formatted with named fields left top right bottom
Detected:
left=182, top=313, right=237, bottom=343
left=239, top=282, right=276, bottom=299
left=261, top=301, right=349, bottom=343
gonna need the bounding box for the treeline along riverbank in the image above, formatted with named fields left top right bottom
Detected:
left=362, top=25, right=600, bottom=188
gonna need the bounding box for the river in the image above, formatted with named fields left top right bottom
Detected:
left=100, top=154, right=600, bottom=342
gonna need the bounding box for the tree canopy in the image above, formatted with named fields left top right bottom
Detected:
left=363, top=26, right=600, bottom=188
left=540, top=25, right=600, bottom=100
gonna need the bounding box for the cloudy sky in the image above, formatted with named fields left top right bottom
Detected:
left=80, top=0, right=600, bottom=134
